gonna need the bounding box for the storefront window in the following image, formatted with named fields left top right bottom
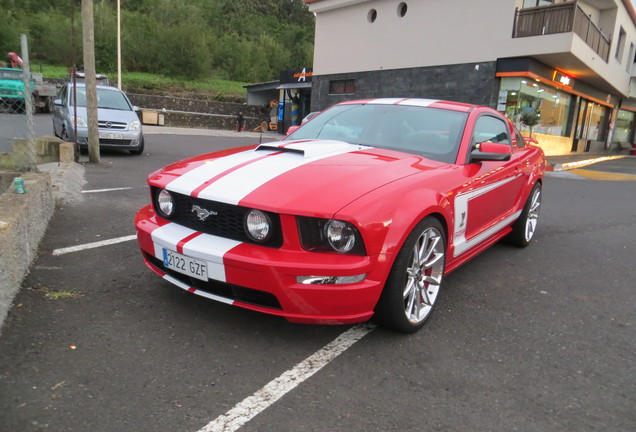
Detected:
left=586, top=102, right=608, bottom=141
left=499, top=77, right=573, bottom=137
left=613, top=109, right=634, bottom=143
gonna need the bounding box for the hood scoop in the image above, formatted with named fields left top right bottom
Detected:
left=255, top=140, right=366, bottom=159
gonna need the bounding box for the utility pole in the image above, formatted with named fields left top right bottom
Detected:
left=117, top=0, right=122, bottom=89
left=82, top=0, right=100, bottom=163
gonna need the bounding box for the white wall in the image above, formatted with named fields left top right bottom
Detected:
left=309, top=0, right=636, bottom=97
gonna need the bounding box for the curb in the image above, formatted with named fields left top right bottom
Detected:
left=0, top=172, right=55, bottom=332
left=549, top=155, right=628, bottom=172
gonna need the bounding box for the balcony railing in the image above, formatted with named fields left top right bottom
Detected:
left=513, top=1, right=611, bottom=62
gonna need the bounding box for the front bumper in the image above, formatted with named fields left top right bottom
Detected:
left=73, top=127, right=143, bottom=150
left=135, top=205, right=387, bottom=324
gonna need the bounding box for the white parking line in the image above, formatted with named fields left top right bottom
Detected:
left=82, top=186, right=146, bottom=194
left=52, top=235, right=137, bottom=256
left=198, top=323, right=376, bottom=432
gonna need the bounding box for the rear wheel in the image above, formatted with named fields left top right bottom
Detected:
left=374, top=217, right=446, bottom=333
left=507, top=182, right=542, bottom=247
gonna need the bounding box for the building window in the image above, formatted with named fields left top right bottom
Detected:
left=367, top=9, right=377, bottom=23
left=397, top=3, right=408, bottom=17
left=614, top=109, right=635, bottom=143
left=522, top=0, right=554, bottom=7
left=499, top=77, right=573, bottom=137
left=585, top=103, right=609, bottom=141
left=628, top=43, right=635, bottom=72
left=615, top=27, right=626, bottom=62
left=329, top=79, right=356, bottom=95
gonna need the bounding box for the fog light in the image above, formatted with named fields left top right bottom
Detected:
left=296, top=274, right=366, bottom=285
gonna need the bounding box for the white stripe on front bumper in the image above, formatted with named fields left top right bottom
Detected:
left=151, top=223, right=241, bottom=283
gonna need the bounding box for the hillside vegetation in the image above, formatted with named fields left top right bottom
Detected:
left=0, top=0, right=315, bottom=97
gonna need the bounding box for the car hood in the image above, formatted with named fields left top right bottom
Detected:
left=153, top=139, right=448, bottom=216
left=72, top=106, right=137, bottom=124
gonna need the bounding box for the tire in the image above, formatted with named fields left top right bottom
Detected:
left=130, top=137, right=145, bottom=155
left=61, top=126, right=70, bottom=142
left=507, top=182, right=542, bottom=248
left=45, top=97, right=53, bottom=114
left=374, top=216, right=446, bottom=333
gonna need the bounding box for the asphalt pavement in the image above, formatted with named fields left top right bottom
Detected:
left=1, top=117, right=635, bottom=432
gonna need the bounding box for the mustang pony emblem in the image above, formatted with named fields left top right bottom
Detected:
left=191, top=205, right=217, bottom=221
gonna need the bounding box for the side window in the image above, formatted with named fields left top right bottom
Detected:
left=472, top=116, right=510, bottom=146
left=57, top=85, right=67, bottom=102
left=515, top=129, right=525, bottom=149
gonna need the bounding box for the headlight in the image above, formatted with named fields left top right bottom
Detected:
left=71, top=116, right=88, bottom=127
left=156, top=189, right=175, bottom=218
left=326, top=220, right=356, bottom=253
left=297, top=217, right=366, bottom=255
left=245, top=209, right=272, bottom=242
left=129, top=120, right=141, bottom=131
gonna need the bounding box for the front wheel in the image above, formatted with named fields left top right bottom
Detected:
left=374, top=217, right=446, bottom=333
left=130, top=137, right=145, bottom=155
left=507, top=182, right=542, bottom=247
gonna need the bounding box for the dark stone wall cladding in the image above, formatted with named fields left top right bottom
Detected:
left=311, top=62, right=498, bottom=111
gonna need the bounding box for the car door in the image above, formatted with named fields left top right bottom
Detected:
left=52, top=84, right=68, bottom=136
left=451, top=112, right=524, bottom=258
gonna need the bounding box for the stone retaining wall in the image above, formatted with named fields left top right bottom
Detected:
left=0, top=171, right=54, bottom=331
left=127, top=93, right=268, bottom=131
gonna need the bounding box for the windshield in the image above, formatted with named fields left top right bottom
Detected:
left=0, top=69, right=23, bottom=80
left=286, top=104, right=467, bottom=164
left=73, top=87, right=132, bottom=110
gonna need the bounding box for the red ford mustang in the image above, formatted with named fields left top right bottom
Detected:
left=135, top=98, right=545, bottom=333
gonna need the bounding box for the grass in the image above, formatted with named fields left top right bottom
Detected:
left=30, top=63, right=247, bottom=99
left=28, top=286, right=84, bottom=300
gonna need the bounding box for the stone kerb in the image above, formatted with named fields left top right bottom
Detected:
left=0, top=171, right=54, bottom=331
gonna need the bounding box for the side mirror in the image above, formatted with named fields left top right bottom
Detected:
left=286, top=125, right=300, bottom=136
left=470, top=142, right=512, bottom=162
left=53, top=98, right=62, bottom=106
left=133, top=105, right=140, bottom=112
left=524, top=136, right=538, bottom=145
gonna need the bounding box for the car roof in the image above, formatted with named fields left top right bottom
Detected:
left=68, top=82, right=122, bottom=91
left=336, top=98, right=477, bottom=113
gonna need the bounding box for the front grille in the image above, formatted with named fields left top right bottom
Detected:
left=98, top=120, right=127, bottom=129
left=145, top=253, right=282, bottom=310
left=100, top=139, right=132, bottom=146
left=151, top=187, right=283, bottom=248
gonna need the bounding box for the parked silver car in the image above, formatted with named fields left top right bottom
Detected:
left=52, top=83, right=144, bottom=155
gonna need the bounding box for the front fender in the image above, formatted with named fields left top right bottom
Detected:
left=335, top=178, right=453, bottom=272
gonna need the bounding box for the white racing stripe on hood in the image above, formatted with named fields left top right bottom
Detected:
left=196, top=140, right=366, bottom=204
left=166, top=149, right=261, bottom=196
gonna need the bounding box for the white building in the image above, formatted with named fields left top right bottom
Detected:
left=305, top=0, right=636, bottom=155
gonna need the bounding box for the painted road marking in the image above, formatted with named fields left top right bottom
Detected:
left=197, top=323, right=376, bottom=432
left=52, top=235, right=137, bottom=256
left=82, top=186, right=146, bottom=194
left=569, top=169, right=636, bottom=181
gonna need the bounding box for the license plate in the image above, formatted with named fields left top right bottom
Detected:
left=162, top=249, right=208, bottom=281
left=99, top=132, right=123, bottom=140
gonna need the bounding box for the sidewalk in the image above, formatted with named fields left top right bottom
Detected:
left=546, top=153, right=632, bottom=172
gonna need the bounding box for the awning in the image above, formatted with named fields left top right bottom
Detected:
left=276, top=82, right=312, bottom=90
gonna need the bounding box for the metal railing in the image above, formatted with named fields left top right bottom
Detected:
left=513, top=1, right=611, bottom=62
